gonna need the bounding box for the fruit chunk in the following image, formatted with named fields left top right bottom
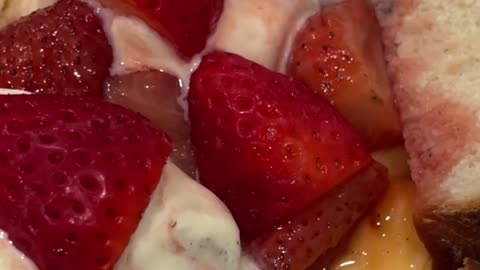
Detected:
left=0, top=0, right=112, bottom=97
left=97, top=0, right=224, bottom=59
left=0, top=95, right=172, bottom=270
left=105, top=71, right=195, bottom=177
left=288, top=0, right=402, bottom=149
left=248, top=162, right=389, bottom=270
left=188, top=51, right=372, bottom=240
left=319, top=177, right=431, bottom=270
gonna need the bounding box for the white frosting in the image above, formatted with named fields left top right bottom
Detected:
left=116, top=162, right=245, bottom=270
left=108, top=16, right=190, bottom=80
left=210, top=0, right=320, bottom=71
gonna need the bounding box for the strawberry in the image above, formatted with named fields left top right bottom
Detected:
left=248, top=162, right=389, bottom=270
left=188, top=51, right=372, bottom=240
left=97, top=0, right=224, bottom=59
left=0, top=0, right=112, bottom=97
left=0, top=95, right=172, bottom=270
left=105, top=71, right=196, bottom=177
left=288, top=0, right=402, bottom=150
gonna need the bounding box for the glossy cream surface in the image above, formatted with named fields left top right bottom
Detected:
left=116, top=162, right=248, bottom=270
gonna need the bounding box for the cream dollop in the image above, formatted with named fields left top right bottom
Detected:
left=209, top=0, right=319, bottom=71
left=0, top=231, right=37, bottom=270
left=116, top=161, right=245, bottom=270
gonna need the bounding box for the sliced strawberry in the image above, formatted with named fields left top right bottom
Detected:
left=97, top=0, right=224, bottom=59
left=248, top=162, right=389, bottom=270
left=0, top=95, right=172, bottom=270
left=105, top=71, right=195, bottom=177
left=188, top=51, right=372, bottom=240
left=288, top=0, right=402, bottom=150
left=0, top=0, right=112, bottom=97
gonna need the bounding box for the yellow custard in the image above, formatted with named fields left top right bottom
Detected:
left=325, top=148, right=432, bottom=270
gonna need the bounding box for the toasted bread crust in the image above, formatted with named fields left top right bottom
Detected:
left=415, top=209, right=480, bottom=270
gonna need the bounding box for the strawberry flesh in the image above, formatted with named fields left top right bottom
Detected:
left=0, top=0, right=112, bottom=97
left=189, top=51, right=372, bottom=240
left=288, top=0, right=402, bottom=149
left=97, top=0, right=224, bottom=59
left=0, top=95, right=172, bottom=270
left=105, top=71, right=195, bottom=177
left=248, top=162, right=389, bottom=270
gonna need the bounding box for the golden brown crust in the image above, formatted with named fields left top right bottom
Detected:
left=415, top=209, right=480, bottom=270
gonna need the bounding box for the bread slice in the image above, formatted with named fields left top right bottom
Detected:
left=377, top=0, right=480, bottom=269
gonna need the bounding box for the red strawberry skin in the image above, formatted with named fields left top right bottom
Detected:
left=0, top=0, right=112, bottom=97
left=97, top=0, right=224, bottom=59
left=188, top=51, right=372, bottom=240
left=288, top=0, right=402, bottom=150
left=0, top=95, right=172, bottom=270
left=248, top=162, right=389, bottom=270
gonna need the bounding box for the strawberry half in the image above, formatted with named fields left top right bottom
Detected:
left=0, top=0, right=112, bottom=97
left=0, top=95, right=172, bottom=270
left=188, top=51, right=372, bottom=240
left=97, top=0, right=224, bottom=59
left=248, top=162, right=389, bottom=270
left=288, top=0, right=402, bottom=150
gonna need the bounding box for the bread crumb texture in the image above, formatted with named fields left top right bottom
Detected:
left=380, top=0, right=480, bottom=209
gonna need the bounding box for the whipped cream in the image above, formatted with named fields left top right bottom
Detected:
left=0, top=231, right=37, bottom=270
left=210, top=0, right=320, bottom=71
left=0, top=0, right=57, bottom=28
left=107, top=16, right=191, bottom=80
left=116, top=161, right=246, bottom=270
